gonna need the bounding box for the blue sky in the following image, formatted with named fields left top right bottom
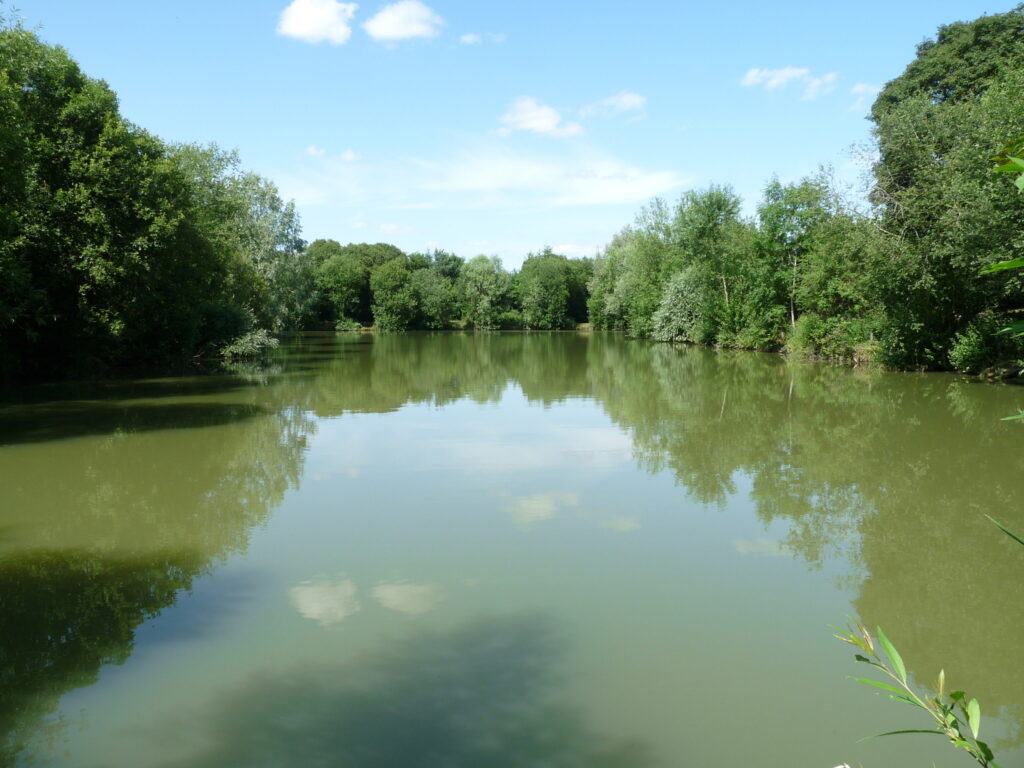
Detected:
left=13, top=0, right=1010, bottom=268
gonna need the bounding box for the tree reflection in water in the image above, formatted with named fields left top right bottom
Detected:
left=2, top=332, right=1022, bottom=760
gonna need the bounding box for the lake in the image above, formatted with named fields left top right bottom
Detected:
left=1, top=331, right=1022, bottom=767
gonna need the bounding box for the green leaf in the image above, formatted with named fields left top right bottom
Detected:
left=993, top=157, right=1024, bottom=172
left=832, top=626, right=869, bottom=652
left=966, top=698, right=981, bottom=739
left=1000, top=413, right=1024, bottom=421
left=980, top=257, right=1024, bottom=274
left=888, top=694, right=926, bottom=709
left=851, top=677, right=909, bottom=697
left=950, top=691, right=966, bottom=702
left=877, top=627, right=906, bottom=683
left=854, top=654, right=882, bottom=668
left=976, top=739, right=994, bottom=761
left=858, top=729, right=944, bottom=742
left=986, top=515, right=1024, bottom=547
left=1016, top=174, right=1024, bottom=192
left=994, top=320, right=1024, bottom=337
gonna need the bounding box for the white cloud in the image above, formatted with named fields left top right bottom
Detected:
left=307, top=145, right=327, bottom=157
left=849, top=82, right=881, bottom=111
left=289, top=576, right=361, bottom=626
left=582, top=91, right=647, bottom=117
left=340, top=149, right=358, bottom=162
left=505, top=491, right=580, bottom=527
left=496, top=97, right=583, bottom=138
left=741, top=67, right=838, bottom=100
left=363, top=0, right=443, bottom=42
left=487, top=32, right=506, bottom=43
left=277, top=0, right=358, bottom=45
left=741, top=66, right=809, bottom=89
left=372, top=582, right=442, bottom=615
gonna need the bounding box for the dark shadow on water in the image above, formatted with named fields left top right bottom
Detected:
left=0, top=373, right=263, bottom=407
left=0, top=401, right=266, bottom=446
left=160, top=615, right=658, bottom=768
left=0, top=548, right=208, bottom=766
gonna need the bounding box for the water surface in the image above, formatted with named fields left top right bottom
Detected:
left=1, top=332, right=1022, bottom=767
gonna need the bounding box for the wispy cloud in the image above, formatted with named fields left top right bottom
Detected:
left=802, top=72, right=838, bottom=100
left=849, top=82, right=881, bottom=112
left=425, top=146, right=686, bottom=206
left=363, top=0, right=443, bottom=42
left=496, top=97, right=583, bottom=138
left=741, top=67, right=838, bottom=100
left=582, top=91, right=647, bottom=118
left=378, top=222, right=414, bottom=233
left=459, top=31, right=505, bottom=45
left=277, top=0, right=358, bottom=45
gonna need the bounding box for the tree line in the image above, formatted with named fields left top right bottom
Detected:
left=2, top=5, right=1023, bottom=379
left=310, top=241, right=591, bottom=333
left=589, top=5, right=1024, bottom=372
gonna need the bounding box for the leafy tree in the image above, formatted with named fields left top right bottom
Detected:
left=869, top=7, right=1024, bottom=368
left=410, top=267, right=458, bottom=329
left=430, top=250, right=463, bottom=282
left=458, top=255, right=511, bottom=330
left=757, top=175, right=832, bottom=329
left=518, top=248, right=572, bottom=329
left=0, top=28, right=236, bottom=375
left=314, top=241, right=364, bottom=323
left=587, top=228, right=636, bottom=330
left=370, top=257, right=416, bottom=331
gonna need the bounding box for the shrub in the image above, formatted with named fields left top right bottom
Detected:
left=948, top=314, right=1024, bottom=373
left=651, top=268, right=713, bottom=343
left=334, top=317, right=362, bottom=332
left=219, top=329, right=279, bottom=359
left=788, top=314, right=875, bottom=361
left=497, top=310, right=524, bottom=330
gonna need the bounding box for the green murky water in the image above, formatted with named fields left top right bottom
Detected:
left=1, top=332, right=1022, bottom=767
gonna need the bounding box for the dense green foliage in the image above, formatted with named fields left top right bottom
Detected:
left=0, top=22, right=323, bottom=378
left=588, top=6, right=1024, bottom=372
